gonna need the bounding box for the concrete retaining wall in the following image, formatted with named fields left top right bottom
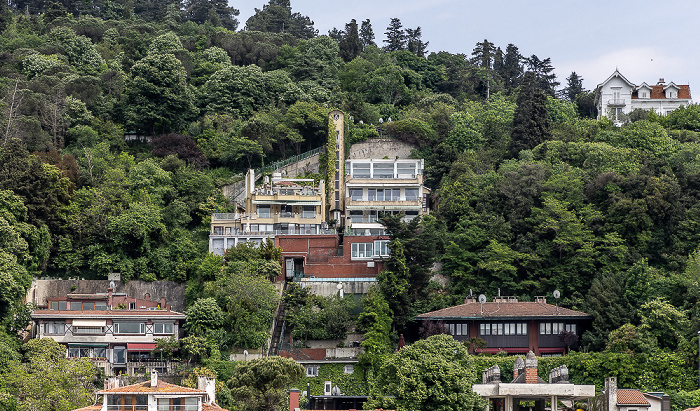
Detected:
left=28, top=279, right=188, bottom=313
left=348, top=139, right=417, bottom=160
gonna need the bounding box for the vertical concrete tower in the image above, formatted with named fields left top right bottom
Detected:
left=328, top=110, right=345, bottom=224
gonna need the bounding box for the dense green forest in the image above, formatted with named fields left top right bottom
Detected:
left=2, top=0, right=700, bottom=409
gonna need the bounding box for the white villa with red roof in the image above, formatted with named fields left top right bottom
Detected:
left=31, top=287, right=186, bottom=376
left=416, top=296, right=592, bottom=356
left=73, top=370, right=227, bottom=411
left=596, top=69, right=692, bottom=122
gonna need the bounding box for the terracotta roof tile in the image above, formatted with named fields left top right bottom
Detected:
left=99, top=380, right=206, bottom=394
left=202, top=404, right=229, bottom=411
left=617, top=389, right=650, bottom=406
left=71, top=406, right=101, bottom=411
left=682, top=406, right=700, bottom=411
left=633, top=84, right=691, bottom=100
left=416, top=301, right=591, bottom=320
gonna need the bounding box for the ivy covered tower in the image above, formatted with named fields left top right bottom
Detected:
left=327, top=110, right=345, bottom=224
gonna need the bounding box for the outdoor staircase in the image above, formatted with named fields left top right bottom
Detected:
left=268, top=281, right=290, bottom=356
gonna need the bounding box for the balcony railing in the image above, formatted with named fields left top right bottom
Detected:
left=210, top=229, right=335, bottom=237
left=607, top=99, right=626, bottom=106
left=212, top=213, right=240, bottom=220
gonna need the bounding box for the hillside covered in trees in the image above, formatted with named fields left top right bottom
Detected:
left=2, top=0, right=700, bottom=409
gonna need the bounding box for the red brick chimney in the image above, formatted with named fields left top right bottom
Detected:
left=524, top=351, right=538, bottom=384
left=513, top=356, right=524, bottom=381
left=289, top=389, right=300, bottom=411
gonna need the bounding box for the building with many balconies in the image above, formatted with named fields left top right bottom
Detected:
left=31, top=287, right=185, bottom=376
left=596, top=69, right=691, bottom=123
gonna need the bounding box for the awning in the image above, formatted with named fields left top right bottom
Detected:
left=252, top=200, right=321, bottom=205
left=128, top=343, right=157, bottom=351
left=71, top=319, right=106, bottom=327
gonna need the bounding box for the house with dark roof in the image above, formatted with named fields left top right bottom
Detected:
left=31, top=287, right=186, bottom=376
left=416, top=296, right=592, bottom=356
left=73, top=370, right=227, bottom=411
left=596, top=69, right=692, bottom=122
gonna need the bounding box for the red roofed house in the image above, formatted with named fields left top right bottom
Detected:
left=603, top=377, right=670, bottom=411
left=416, top=296, right=592, bottom=356
left=73, top=370, right=227, bottom=411
left=596, top=69, right=692, bottom=123
left=31, top=287, right=186, bottom=376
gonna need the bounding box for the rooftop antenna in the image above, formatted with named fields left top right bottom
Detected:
left=478, top=294, right=486, bottom=315
left=553, top=289, right=561, bottom=313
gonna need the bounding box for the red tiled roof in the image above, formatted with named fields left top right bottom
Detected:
left=416, top=301, right=590, bottom=320
left=202, top=404, right=229, bottom=411
left=633, top=84, right=691, bottom=100
left=72, top=406, right=101, bottom=411
left=99, top=380, right=206, bottom=394
left=617, top=389, right=651, bottom=406
left=682, top=407, right=700, bottom=411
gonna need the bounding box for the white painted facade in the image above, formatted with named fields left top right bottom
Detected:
left=596, top=70, right=692, bottom=123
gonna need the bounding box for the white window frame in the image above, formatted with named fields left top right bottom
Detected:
left=373, top=240, right=390, bottom=257
left=351, top=242, right=373, bottom=259
left=305, top=366, right=319, bottom=377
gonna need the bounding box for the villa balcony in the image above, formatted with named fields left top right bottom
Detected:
left=607, top=99, right=626, bottom=106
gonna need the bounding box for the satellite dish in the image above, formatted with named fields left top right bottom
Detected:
left=478, top=294, right=487, bottom=304
left=553, top=290, right=561, bottom=299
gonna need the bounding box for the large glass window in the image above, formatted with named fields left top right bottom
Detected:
left=350, top=189, right=363, bottom=201
left=113, top=346, right=126, bottom=364
left=480, top=323, right=490, bottom=335
left=373, top=163, right=394, bottom=178
left=45, top=321, right=64, bottom=334
left=73, top=326, right=104, bottom=334
left=95, top=302, right=107, bottom=310
left=70, top=302, right=82, bottom=310
left=405, top=188, right=419, bottom=201
left=257, top=205, right=271, bottom=218
left=349, top=210, right=363, bottom=223
left=302, top=205, right=316, bottom=219
left=352, top=163, right=371, bottom=178
left=397, top=162, right=417, bottom=178
left=154, top=323, right=174, bottom=334
left=114, top=322, right=145, bottom=334
left=351, top=243, right=373, bottom=258
left=374, top=240, right=390, bottom=257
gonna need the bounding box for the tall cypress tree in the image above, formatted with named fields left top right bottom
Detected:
left=338, top=19, right=362, bottom=62
left=508, top=71, right=551, bottom=157
left=406, top=26, right=428, bottom=57
left=360, top=19, right=375, bottom=48
left=499, top=43, right=523, bottom=94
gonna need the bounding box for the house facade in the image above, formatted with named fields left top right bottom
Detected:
left=603, top=377, right=670, bottom=411
left=596, top=70, right=692, bottom=122
left=208, top=111, right=429, bottom=282
left=416, top=296, right=592, bottom=356
left=73, top=370, right=227, bottom=411
left=31, top=288, right=186, bottom=376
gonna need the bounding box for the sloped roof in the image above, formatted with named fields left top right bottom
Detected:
left=636, top=84, right=692, bottom=100
left=617, top=389, right=651, bottom=406
left=682, top=407, right=700, bottom=411
left=416, top=301, right=591, bottom=320
left=32, top=309, right=185, bottom=319
left=597, top=69, right=635, bottom=89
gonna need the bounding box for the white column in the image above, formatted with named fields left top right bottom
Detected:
left=551, top=396, right=558, bottom=411
left=505, top=396, right=513, bottom=411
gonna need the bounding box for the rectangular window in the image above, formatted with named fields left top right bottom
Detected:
left=45, top=321, right=64, bottom=334
left=50, top=301, right=58, bottom=310
left=73, top=326, right=104, bottom=335
left=344, top=365, right=354, bottom=374
left=373, top=240, right=390, bottom=257
left=213, top=226, right=223, bottom=235
left=566, top=324, right=577, bottom=334
left=94, top=347, right=106, bottom=358
left=504, top=323, right=516, bottom=335
left=305, top=366, right=319, bottom=377
left=350, top=189, right=363, bottom=201
left=70, top=302, right=82, bottom=310
left=546, top=323, right=552, bottom=334
left=397, top=162, right=417, bottom=178
left=82, top=302, right=95, bottom=311
left=352, top=163, right=371, bottom=178
left=257, top=205, right=271, bottom=218
left=95, top=302, right=107, bottom=310
left=517, top=323, right=527, bottom=335
left=113, top=346, right=126, bottom=364
left=480, top=323, right=491, bottom=336
left=540, top=323, right=546, bottom=335
left=494, top=323, right=503, bottom=335
left=351, top=243, right=373, bottom=258
left=59, top=301, right=67, bottom=310
left=114, top=322, right=145, bottom=334
left=302, top=205, right=316, bottom=219
left=449, top=324, right=455, bottom=335
left=154, top=323, right=174, bottom=334
left=461, top=324, right=469, bottom=336
left=129, top=302, right=136, bottom=310
left=455, top=323, right=462, bottom=336
left=405, top=188, right=419, bottom=201
left=373, top=163, right=395, bottom=178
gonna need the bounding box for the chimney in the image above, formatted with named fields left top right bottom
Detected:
left=108, top=287, right=113, bottom=309
left=513, top=356, right=524, bottom=381
left=535, top=296, right=547, bottom=304
left=160, top=297, right=166, bottom=310
left=605, top=377, right=617, bottom=411
left=662, top=394, right=670, bottom=411
left=150, top=370, right=158, bottom=387
left=524, top=351, right=538, bottom=384
left=658, top=78, right=665, bottom=85
left=290, top=389, right=300, bottom=411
